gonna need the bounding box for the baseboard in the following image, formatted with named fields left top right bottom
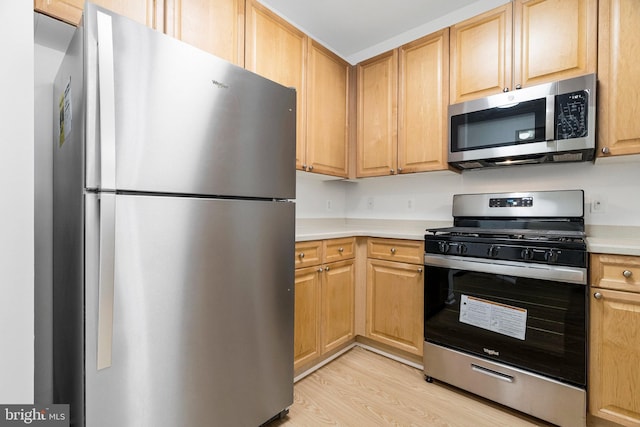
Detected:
left=293, top=341, right=424, bottom=383
left=355, top=343, right=424, bottom=370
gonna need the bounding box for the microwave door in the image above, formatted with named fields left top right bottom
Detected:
left=450, top=98, right=548, bottom=151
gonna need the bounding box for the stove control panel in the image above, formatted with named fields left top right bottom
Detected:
left=425, top=238, right=587, bottom=268
left=489, top=197, right=533, bottom=208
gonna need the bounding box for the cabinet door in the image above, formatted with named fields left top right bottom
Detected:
left=321, top=260, right=355, bottom=354
left=245, top=0, right=306, bottom=168
left=294, top=266, right=321, bottom=371
left=514, top=0, right=597, bottom=89
left=164, top=0, right=244, bottom=66
left=598, top=0, right=640, bottom=157
left=306, top=40, right=350, bottom=177
left=398, top=29, right=449, bottom=173
left=589, top=288, right=640, bottom=425
left=450, top=3, right=512, bottom=103
left=357, top=50, right=398, bottom=177
left=35, top=0, right=156, bottom=27
left=366, top=258, right=424, bottom=356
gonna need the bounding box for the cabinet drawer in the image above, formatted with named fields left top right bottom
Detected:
left=367, top=238, right=424, bottom=264
left=591, top=254, right=640, bottom=293
left=295, top=241, right=323, bottom=268
left=323, top=237, right=356, bottom=262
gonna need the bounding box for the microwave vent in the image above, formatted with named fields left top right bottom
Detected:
left=553, top=152, right=583, bottom=162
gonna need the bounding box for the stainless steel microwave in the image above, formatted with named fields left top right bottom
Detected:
left=448, top=73, right=596, bottom=170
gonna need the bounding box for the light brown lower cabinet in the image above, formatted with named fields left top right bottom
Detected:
left=321, top=260, right=356, bottom=353
left=293, top=265, right=322, bottom=369
left=294, top=239, right=355, bottom=373
left=366, top=239, right=424, bottom=356
left=589, top=254, right=640, bottom=426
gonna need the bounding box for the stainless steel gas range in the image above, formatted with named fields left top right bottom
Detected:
left=423, top=190, right=588, bottom=427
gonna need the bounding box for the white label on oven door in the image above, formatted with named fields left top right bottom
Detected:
left=459, top=294, right=527, bottom=340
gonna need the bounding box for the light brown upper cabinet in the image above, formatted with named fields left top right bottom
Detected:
left=357, top=50, right=398, bottom=178
left=305, top=40, right=350, bottom=177
left=245, top=0, right=307, bottom=167
left=35, top=0, right=157, bottom=28
left=398, top=29, right=449, bottom=174
left=597, top=0, right=640, bottom=158
left=450, top=0, right=596, bottom=104
left=163, top=0, right=245, bottom=67
left=357, top=29, right=449, bottom=178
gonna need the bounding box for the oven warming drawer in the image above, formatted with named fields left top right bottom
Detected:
left=424, top=341, right=586, bottom=427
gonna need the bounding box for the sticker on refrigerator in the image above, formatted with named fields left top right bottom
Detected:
left=459, top=294, right=527, bottom=340
left=58, top=76, right=72, bottom=147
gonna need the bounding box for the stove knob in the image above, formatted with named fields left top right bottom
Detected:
left=438, top=241, right=450, bottom=254
left=457, top=244, right=467, bottom=255
left=488, top=245, right=500, bottom=258
left=545, top=249, right=559, bottom=264
left=521, top=248, right=534, bottom=260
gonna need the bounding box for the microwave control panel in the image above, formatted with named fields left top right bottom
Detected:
left=555, top=90, right=589, bottom=139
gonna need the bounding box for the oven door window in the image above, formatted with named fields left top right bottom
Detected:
left=424, top=266, right=586, bottom=387
left=450, top=98, right=547, bottom=152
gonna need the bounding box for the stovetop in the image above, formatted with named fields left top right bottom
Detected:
left=424, top=231, right=587, bottom=267
left=426, top=226, right=586, bottom=242
left=425, top=191, right=588, bottom=268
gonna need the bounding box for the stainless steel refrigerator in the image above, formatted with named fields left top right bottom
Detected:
left=52, top=4, right=295, bottom=426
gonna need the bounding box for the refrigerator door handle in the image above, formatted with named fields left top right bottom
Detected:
left=97, top=11, right=117, bottom=191
left=97, top=193, right=116, bottom=370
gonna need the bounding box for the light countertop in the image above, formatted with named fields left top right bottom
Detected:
left=296, top=218, right=640, bottom=257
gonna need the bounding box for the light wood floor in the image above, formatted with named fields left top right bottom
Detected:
left=268, top=346, right=555, bottom=426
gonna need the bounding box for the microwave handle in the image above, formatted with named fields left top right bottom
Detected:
left=545, top=95, right=555, bottom=141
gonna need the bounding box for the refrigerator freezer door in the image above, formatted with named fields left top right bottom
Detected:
left=85, top=5, right=296, bottom=199
left=84, top=194, right=294, bottom=426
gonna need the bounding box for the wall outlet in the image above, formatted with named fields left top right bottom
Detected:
left=407, top=198, right=415, bottom=211
left=326, top=199, right=332, bottom=211
left=366, top=197, right=374, bottom=210
left=591, top=197, right=606, bottom=213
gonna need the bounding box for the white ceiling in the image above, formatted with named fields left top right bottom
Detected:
left=258, top=0, right=510, bottom=64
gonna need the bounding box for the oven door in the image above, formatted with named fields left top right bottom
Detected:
left=424, top=254, right=587, bottom=387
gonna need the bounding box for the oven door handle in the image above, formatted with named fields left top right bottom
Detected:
left=423, top=254, right=587, bottom=285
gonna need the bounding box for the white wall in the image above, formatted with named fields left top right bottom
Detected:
left=34, top=42, right=67, bottom=403
left=0, top=0, right=34, bottom=403
left=296, top=157, right=640, bottom=226
left=295, top=172, right=351, bottom=218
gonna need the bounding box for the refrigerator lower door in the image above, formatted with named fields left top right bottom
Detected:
left=85, top=194, right=294, bottom=426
